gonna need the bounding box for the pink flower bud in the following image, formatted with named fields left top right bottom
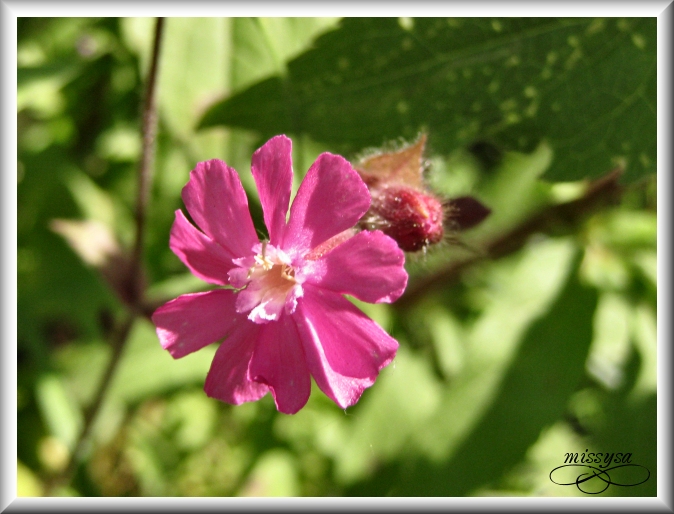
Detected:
left=363, top=185, right=444, bottom=252
left=354, top=134, right=444, bottom=252
left=354, top=134, right=490, bottom=252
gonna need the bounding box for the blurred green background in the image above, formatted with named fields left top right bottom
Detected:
left=17, top=17, right=656, bottom=497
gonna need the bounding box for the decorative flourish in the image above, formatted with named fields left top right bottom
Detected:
left=549, top=464, right=650, bottom=495
left=152, top=135, right=408, bottom=414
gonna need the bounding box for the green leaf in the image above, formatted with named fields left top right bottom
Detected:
left=157, top=18, right=230, bottom=138
left=436, top=266, right=596, bottom=496
left=347, top=248, right=598, bottom=496
left=200, top=17, right=655, bottom=183
left=35, top=374, right=83, bottom=450
left=230, top=18, right=341, bottom=91
left=109, top=319, right=216, bottom=405
left=238, top=449, right=301, bottom=496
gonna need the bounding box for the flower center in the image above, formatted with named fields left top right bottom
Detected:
left=230, top=242, right=301, bottom=323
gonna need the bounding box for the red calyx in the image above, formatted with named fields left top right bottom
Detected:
left=366, top=185, right=444, bottom=252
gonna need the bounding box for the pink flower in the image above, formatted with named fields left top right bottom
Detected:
left=152, top=135, right=408, bottom=414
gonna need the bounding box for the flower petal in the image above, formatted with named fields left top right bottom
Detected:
left=284, top=153, right=370, bottom=256
left=181, top=159, right=259, bottom=258
left=204, top=322, right=269, bottom=405
left=304, top=230, right=407, bottom=303
left=298, top=336, right=373, bottom=409
left=152, top=289, right=242, bottom=359
left=169, top=210, right=236, bottom=285
left=248, top=314, right=311, bottom=414
left=251, top=135, right=293, bottom=246
left=295, top=286, right=398, bottom=406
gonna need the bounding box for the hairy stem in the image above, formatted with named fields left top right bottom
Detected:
left=130, top=17, right=165, bottom=308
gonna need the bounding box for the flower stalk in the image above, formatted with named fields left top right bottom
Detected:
left=129, top=17, right=164, bottom=308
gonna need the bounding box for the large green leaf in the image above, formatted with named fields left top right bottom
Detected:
left=347, top=250, right=598, bottom=496
left=200, top=17, right=655, bottom=183
left=229, top=17, right=341, bottom=92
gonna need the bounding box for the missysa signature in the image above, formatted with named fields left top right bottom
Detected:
left=549, top=451, right=650, bottom=494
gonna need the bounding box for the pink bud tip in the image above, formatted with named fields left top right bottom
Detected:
left=366, top=185, right=444, bottom=252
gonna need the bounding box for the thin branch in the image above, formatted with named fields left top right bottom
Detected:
left=394, top=168, right=624, bottom=312
left=129, top=17, right=165, bottom=308
left=46, top=17, right=165, bottom=494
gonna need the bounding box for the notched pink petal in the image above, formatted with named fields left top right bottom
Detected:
left=152, top=289, right=242, bottom=359
left=284, top=284, right=303, bottom=316
left=296, top=286, right=398, bottom=383
left=204, top=323, right=269, bottom=405
left=298, top=336, right=374, bottom=409
left=228, top=255, right=256, bottom=288
left=251, top=135, right=293, bottom=246
left=243, top=288, right=286, bottom=323
left=181, top=159, right=258, bottom=258
left=304, top=230, right=408, bottom=303
left=294, top=291, right=378, bottom=409
left=248, top=314, right=311, bottom=414
left=284, top=153, right=371, bottom=255
left=234, top=277, right=296, bottom=324
left=227, top=268, right=249, bottom=289
left=169, top=210, right=235, bottom=286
